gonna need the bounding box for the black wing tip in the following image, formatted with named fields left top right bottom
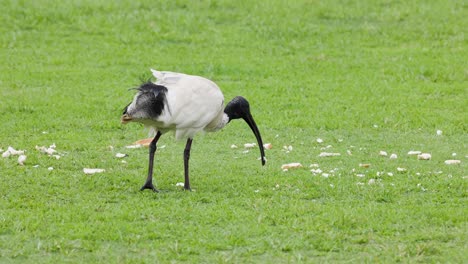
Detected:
left=137, top=82, right=167, bottom=92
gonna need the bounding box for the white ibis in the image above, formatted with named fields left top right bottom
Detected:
left=121, top=69, right=266, bottom=192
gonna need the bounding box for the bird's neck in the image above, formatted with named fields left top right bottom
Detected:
left=207, top=113, right=230, bottom=132
left=218, top=113, right=230, bottom=130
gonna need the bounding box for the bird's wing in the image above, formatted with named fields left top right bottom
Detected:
left=159, top=74, right=224, bottom=140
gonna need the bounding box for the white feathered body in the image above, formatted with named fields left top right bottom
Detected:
left=129, top=69, right=229, bottom=140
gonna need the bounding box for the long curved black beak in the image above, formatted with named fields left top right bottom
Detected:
left=224, top=96, right=266, bottom=165
left=243, top=113, right=266, bottom=165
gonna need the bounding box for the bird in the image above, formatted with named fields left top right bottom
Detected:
left=121, top=69, right=266, bottom=192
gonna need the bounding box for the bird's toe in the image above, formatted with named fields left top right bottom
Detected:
left=140, top=183, right=159, bottom=192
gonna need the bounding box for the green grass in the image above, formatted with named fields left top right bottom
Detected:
left=1, top=0, right=467, bottom=262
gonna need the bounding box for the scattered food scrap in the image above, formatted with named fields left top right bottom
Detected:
left=2, top=151, right=11, bottom=158
left=2, top=146, right=25, bottom=157
left=125, top=144, right=143, bottom=149
left=417, top=153, right=432, bottom=160
left=319, top=152, right=341, bottom=157
left=359, top=163, right=371, bottom=168
left=9, top=147, right=25, bottom=155
left=230, top=144, right=238, bottom=149
left=263, top=143, right=272, bottom=150
left=408, top=150, right=422, bottom=155
left=35, top=145, right=56, bottom=155
left=444, top=160, right=461, bottom=165
left=379, top=151, right=388, bottom=156
left=133, top=138, right=153, bottom=147
left=311, top=168, right=323, bottom=174
left=320, top=145, right=333, bottom=150
left=417, top=183, right=427, bottom=191
left=115, top=153, right=128, bottom=158
left=281, top=163, right=302, bottom=170
left=389, top=153, right=398, bottom=159
left=83, top=168, right=105, bottom=174
left=18, top=155, right=27, bottom=165
left=283, top=145, right=293, bottom=152
left=244, top=143, right=256, bottom=149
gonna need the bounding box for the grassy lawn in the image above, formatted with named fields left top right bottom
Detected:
left=1, top=0, right=467, bottom=262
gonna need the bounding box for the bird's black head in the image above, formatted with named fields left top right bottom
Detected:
left=225, top=96, right=266, bottom=165
left=121, top=82, right=168, bottom=124
left=224, top=96, right=251, bottom=121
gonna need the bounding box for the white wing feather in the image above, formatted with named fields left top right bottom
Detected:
left=151, top=69, right=186, bottom=85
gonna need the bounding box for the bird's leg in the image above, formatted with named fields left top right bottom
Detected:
left=183, top=138, right=193, bottom=191
left=140, top=131, right=162, bottom=192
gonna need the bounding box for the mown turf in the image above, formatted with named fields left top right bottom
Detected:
left=0, top=0, right=467, bottom=263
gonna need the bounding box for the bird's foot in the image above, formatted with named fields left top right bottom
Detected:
left=184, top=185, right=192, bottom=191
left=140, top=182, right=159, bottom=192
